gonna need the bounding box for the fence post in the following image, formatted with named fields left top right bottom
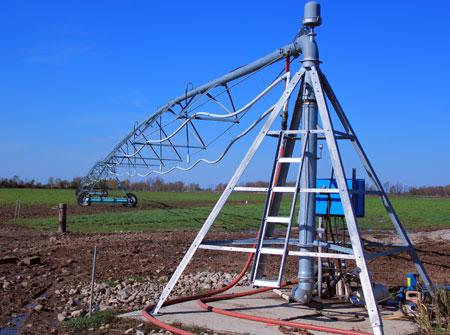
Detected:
left=58, top=203, right=67, bottom=233
left=14, top=198, right=22, bottom=220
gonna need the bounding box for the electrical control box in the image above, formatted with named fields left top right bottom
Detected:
left=315, top=178, right=365, bottom=217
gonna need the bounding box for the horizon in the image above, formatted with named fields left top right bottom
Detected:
left=1, top=174, right=449, bottom=192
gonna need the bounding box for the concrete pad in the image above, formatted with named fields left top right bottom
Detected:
left=119, top=286, right=418, bottom=334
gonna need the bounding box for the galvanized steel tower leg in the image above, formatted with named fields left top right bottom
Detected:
left=151, top=68, right=305, bottom=315
left=320, top=73, right=434, bottom=294
left=309, top=67, right=384, bottom=335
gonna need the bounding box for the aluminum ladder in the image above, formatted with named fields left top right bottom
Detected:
left=250, top=130, right=308, bottom=288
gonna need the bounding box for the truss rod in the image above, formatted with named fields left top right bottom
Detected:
left=93, top=41, right=303, bottom=172
left=320, top=72, right=434, bottom=294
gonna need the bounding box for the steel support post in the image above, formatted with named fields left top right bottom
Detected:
left=309, top=67, right=384, bottom=335
left=320, top=73, right=433, bottom=294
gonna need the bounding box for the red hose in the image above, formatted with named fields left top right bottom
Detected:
left=142, top=185, right=373, bottom=334
left=197, top=300, right=371, bottom=335
left=142, top=251, right=255, bottom=334
left=142, top=257, right=372, bottom=335
left=197, top=281, right=372, bottom=335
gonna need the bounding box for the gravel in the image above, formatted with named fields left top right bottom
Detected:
left=55, top=271, right=250, bottom=320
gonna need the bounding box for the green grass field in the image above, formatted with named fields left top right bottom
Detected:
left=14, top=204, right=267, bottom=233
left=0, top=188, right=265, bottom=206
left=2, top=189, right=449, bottom=233
left=359, top=196, right=450, bottom=229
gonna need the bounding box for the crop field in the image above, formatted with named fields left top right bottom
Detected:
left=0, top=188, right=266, bottom=206
left=2, top=188, right=450, bottom=335
left=1, top=188, right=449, bottom=233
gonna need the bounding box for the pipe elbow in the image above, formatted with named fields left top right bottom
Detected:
left=295, top=34, right=319, bottom=65
left=293, top=284, right=313, bottom=303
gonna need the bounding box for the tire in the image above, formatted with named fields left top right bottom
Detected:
left=77, top=192, right=91, bottom=207
left=124, top=193, right=137, bottom=207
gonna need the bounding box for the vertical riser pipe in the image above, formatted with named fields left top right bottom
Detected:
left=294, top=75, right=318, bottom=303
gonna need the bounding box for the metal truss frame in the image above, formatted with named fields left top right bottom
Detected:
left=149, top=66, right=433, bottom=335
left=77, top=37, right=307, bottom=195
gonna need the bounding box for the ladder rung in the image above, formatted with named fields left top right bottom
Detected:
left=266, top=131, right=283, bottom=136
left=266, top=216, right=291, bottom=224
left=260, top=247, right=285, bottom=255
left=252, top=279, right=280, bottom=288
left=300, top=188, right=340, bottom=193
left=272, top=186, right=296, bottom=193
left=278, top=157, right=302, bottom=163
left=266, top=130, right=326, bottom=136
left=350, top=189, right=382, bottom=195
left=234, top=186, right=269, bottom=192
left=287, top=250, right=355, bottom=259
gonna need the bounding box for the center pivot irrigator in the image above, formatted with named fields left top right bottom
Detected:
left=78, top=2, right=433, bottom=334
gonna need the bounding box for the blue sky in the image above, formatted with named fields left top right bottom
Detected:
left=1, top=0, right=449, bottom=188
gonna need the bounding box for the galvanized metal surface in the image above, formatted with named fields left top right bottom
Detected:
left=309, top=67, right=384, bottom=334
left=151, top=68, right=306, bottom=315
left=76, top=34, right=314, bottom=195
left=254, top=77, right=305, bottom=280
left=320, top=73, right=433, bottom=295
left=294, top=36, right=319, bottom=305
left=250, top=130, right=309, bottom=287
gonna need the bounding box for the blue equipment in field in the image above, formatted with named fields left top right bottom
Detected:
left=315, top=178, right=365, bottom=217
left=76, top=189, right=137, bottom=207
left=407, top=273, right=418, bottom=291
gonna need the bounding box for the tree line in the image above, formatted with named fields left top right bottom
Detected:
left=377, top=182, right=450, bottom=197
left=1, top=175, right=449, bottom=196
left=0, top=176, right=82, bottom=189
left=0, top=176, right=201, bottom=192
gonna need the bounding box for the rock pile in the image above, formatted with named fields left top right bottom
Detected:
left=56, top=271, right=250, bottom=320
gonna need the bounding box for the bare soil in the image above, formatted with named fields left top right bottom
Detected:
left=1, top=204, right=449, bottom=335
